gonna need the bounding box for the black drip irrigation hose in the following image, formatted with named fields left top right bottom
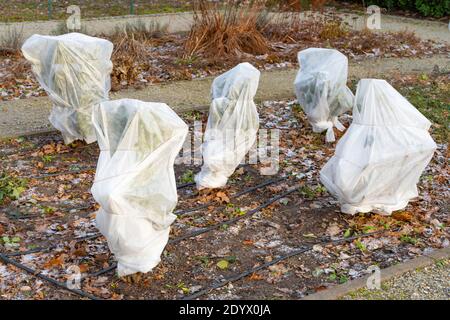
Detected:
left=1, top=136, right=65, bottom=158
left=0, top=178, right=399, bottom=301
left=20, top=166, right=97, bottom=180
left=1, top=233, right=106, bottom=299
left=2, top=143, right=93, bottom=162
left=176, top=164, right=250, bottom=190
left=23, top=178, right=294, bottom=284
left=169, top=186, right=299, bottom=245
left=0, top=253, right=101, bottom=300
left=177, top=181, right=196, bottom=189
left=81, top=263, right=118, bottom=281
left=175, top=176, right=288, bottom=216
left=5, top=175, right=278, bottom=256
left=183, top=229, right=391, bottom=300
left=6, top=204, right=95, bottom=221
left=1, top=175, right=296, bottom=300
left=0, top=129, right=300, bottom=300
left=5, top=233, right=102, bottom=257
left=73, top=182, right=299, bottom=281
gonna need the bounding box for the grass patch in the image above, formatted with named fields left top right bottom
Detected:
left=298, top=184, right=327, bottom=200
left=349, top=74, right=449, bottom=143
left=399, top=80, right=449, bottom=143
left=180, top=169, right=195, bottom=184
left=0, top=1, right=191, bottom=23
left=141, top=5, right=189, bottom=15
left=400, top=235, right=418, bottom=245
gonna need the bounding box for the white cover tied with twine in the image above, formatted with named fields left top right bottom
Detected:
left=22, top=33, right=113, bottom=144
left=294, top=48, right=354, bottom=142
left=320, top=79, right=437, bottom=215
left=195, top=62, right=260, bottom=189
left=91, top=99, right=188, bottom=276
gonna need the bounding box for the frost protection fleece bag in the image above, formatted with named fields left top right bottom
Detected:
left=22, top=33, right=113, bottom=144
left=294, top=48, right=354, bottom=142
left=320, top=79, right=437, bottom=215
left=91, top=99, right=188, bottom=276
left=195, top=62, right=260, bottom=189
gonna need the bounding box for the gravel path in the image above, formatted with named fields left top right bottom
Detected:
left=1, top=11, right=448, bottom=44
left=1, top=55, right=449, bottom=138
left=0, top=12, right=195, bottom=40
left=342, top=259, right=450, bottom=300
left=339, top=12, right=450, bottom=44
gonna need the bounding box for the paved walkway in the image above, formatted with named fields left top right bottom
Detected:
left=0, top=12, right=195, bottom=39
left=1, top=11, right=448, bottom=43
left=302, top=247, right=450, bottom=300
left=1, top=55, right=449, bottom=138
left=342, top=259, right=449, bottom=300
left=339, top=12, right=449, bottom=44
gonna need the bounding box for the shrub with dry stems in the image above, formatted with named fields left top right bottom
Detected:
left=110, top=34, right=151, bottom=89
left=184, top=0, right=270, bottom=58
left=118, top=20, right=169, bottom=42
left=344, top=28, right=420, bottom=55
left=0, top=25, right=24, bottom=56
left=108, top=20, right=170, bottom=88
left=262, top=11, right=347, bottom=43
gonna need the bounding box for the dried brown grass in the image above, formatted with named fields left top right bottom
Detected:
left=184, top=0, right=270, bottom=58
left=107, top=20, right=171, bottom=88
left=267, top=0, right=328, bottom=11
left=110, top=34, right=150, bottom=89
left=342, top=28, right=421, bottom=55
left=262, top=12, right=346, bottom=43
left=0, top=25, right=24, bottom=57
left=118, top=20, right=169, bottom=42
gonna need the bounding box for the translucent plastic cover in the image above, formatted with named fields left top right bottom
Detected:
left=91, top=99, right=188, bottom=276
left=22, top=33, right=113, bottom=144
left=320, top=79, right=436, bottom=215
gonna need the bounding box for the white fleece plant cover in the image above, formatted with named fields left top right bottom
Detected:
left=195, top=62, right=260, bottom=189
left=294, top=48, right=354, bottom=142
left=22, top=33, right=113, bottom=144
left=320, top=79, right=437, bottom=215
left=91, top=99, right=188, bottom=276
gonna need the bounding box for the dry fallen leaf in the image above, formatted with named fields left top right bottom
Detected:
left=79, top=263, right=89, bottom=273
left=72, top=247, right=88, bottom=257
left=215, top=191, right=230, bottom=204
left=249, top=273, right=264, bottom=281
left=46, top=167, right=58, bottom=173
left=268, top=263, right=289, bottom=275
left=392, top=211, right=413, bottom=222
left=111, top=293, right=124, bottom=300
left=42, top=144, right=55, bottom=154
left=314, top=285, right=327, bottom=292
left=44, top=255, right=66, bottom=269
left=94, top=254, right=109, bottom=262
left=34, top=223, right=49, bottom=233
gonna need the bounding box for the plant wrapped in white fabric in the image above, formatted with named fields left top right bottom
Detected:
left=320, top=79, right=437, bottom=215
left=21, top=33, right=113, bottom=144
left=294, top=48, right=354, bottom=142
left=195, top=62, right=260, bottom=189
left=91, top=99, right=188, bottom=276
